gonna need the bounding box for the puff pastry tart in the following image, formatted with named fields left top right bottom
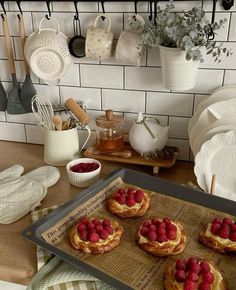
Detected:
left=107, top=187, right=150, bottom=218
left=136, top=217, right=186, bottom=256
left=69, top=216, right=124, bottom=254
left=199, top=217, right=236, bottom=254
left=164, top=257, right=228, bottom=290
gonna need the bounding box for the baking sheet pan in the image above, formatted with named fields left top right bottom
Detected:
left=22, top=169, right=236, bottom=289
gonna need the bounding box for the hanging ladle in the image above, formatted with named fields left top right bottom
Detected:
left=68, top=1, right=86, bottom=58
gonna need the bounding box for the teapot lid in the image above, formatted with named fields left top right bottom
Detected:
left=96, top=110, right=124, bottom=128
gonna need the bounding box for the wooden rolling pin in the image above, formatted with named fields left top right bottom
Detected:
left=65, top=98, right=90, bottom=126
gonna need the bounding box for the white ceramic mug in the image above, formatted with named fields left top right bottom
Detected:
left=86, top=14, right=114, bottom=60
left=43, top=127, right=90, bottom=166
left=116, top=15, right=145, bottom=66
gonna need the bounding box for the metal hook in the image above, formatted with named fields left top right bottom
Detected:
left=101, top=1, right=105, bottom=21
left=73, top=0, right=79, bottom=20
left=149, top=0, right=153, bottom=22
left=46, top=0, right=51, bottom=20
left=222, top=0, right=234, bottom=10
left=208, top=0, right=217, bottom=40
left=0, top=1, right=6, bottom=16
left=154, top=0, right=158, bottom=26
left=134, top=0, right=138, bottom=14
left=16, top=1, right=22, bottom=20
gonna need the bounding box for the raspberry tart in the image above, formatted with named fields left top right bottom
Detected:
left=107, top=187, right=150, bottom=218
left=68, top=216, right=124, bottom=254
left=136, top=217, right=186, bottom=256
left=199, top=217, right=236, bottom=254
left=164, top=257, right=228, bottom=290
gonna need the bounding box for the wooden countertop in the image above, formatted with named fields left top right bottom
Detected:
left=0, top=141, right=196, bottom=285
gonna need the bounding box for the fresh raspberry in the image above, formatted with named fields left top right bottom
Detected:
left=230, top=224, right=236, bottom=231
left=187, top=257, right=198, bottom=269
left=117, top=195, right=126, bottom=205
left=167, top=230, right=177, bottom=240
left=88, top=228, right=96, bottom=234
left=102, top=219, right=111, bottom=227
left=159, top=222, right=166, bottom=229
left=223, top=217, right=233, bottom=225
left=151, top=218, right=160, bottom=226
left=79, top=217, right=89, bottom=224
left=104, top=225, right=113, bottom=235
left=156, top=234, right=168, bottom=243
left=229, top=232, right=236, bottom=241
left=212, top=218, right=222, bottom=225
left=198, top=281, right=211, bottom=290
left=89, top=232, right=100, bottom=243
left=200, top=261, right=210, bottom=273
left=118, top=188, right=126, bottom=194
left=96, top=224, right=103, bottom=232
left=127, top=191, right=134, bottom=200
left=87, top=223, right=95, bottom=230
left=166, top=223, right=177, bottom=232
left=140, top=226, right=149, bottom=237
left=127, top=198, right=136, bottom=207
left=203, top=272, right=214, bottom=284
left=134, top=190, right=143, bottom=203
left=222, top=223, right=230, bottom=232
left=183, top=280, right=196, bottom=290
left=189, top=263, right=201, bottom=274
left=79, top=230, right=88, bottom=241
left=99, top=229, right=109, bottom=240
left=156, top=228, right=166, bottom=236
left=187, top=271, right=199, bottom=282
left=92, top=218, right=100, bottom=226
left=210, top=223, right=221, bottom=235
left=149, top=231, right=157, bottom=241
left=175, top=259, right=186, bottom=271
left=114, top=192, right=121, bottom=201
left=77, top=223, right=86, bottom=232
left=175, top=269, right=186, bottom=282
left=219, top=228, right=229, bottom=239
left=127, top=188, right=135, bottom=195
left=143, top=221, right=150, bottom=228
left=163, top=217, right=171, bottom=224
left=149, top=224, right=157, bottom=232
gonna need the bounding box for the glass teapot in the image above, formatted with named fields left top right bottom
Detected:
left=96, top=110, right=124, bottom=153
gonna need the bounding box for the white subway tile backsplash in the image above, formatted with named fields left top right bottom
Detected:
left=60, top=86, right=101, bottom=109
left=25, top=125, right=44, bottom=144
left=229, top=13, right=236, bottom=41
left=80, top=64, right=123, bottom=89
left=125, top=67, right=168, bottom=91
left=224, top=70, right=236, bottom=85
left=147, top=92, right=194, bottom=116
left=102, top=89, right=145, bottom=113
left=0, top=122, right=26, bottom=142
left=1, top=0, right=236, bottom=162
left=169, top=117, right=190, bottom=139
left=167, top=138, right=190, bottom=161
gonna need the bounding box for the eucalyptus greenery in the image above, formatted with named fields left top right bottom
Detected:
left=132, top=4, right=232, bottom=63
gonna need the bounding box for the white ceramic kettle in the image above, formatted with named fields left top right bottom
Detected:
left=129, top=112, right=169, bottom=155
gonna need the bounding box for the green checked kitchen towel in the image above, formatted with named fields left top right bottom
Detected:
left=28, top=206, right=115, bottom=290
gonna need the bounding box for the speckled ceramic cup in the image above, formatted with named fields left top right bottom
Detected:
left=85, top=14, right=114, bottom=60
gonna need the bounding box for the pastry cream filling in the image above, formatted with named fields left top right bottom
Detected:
left=206, top=224, right=236, bottom=247
left=139, top=222, right=181, bottom=246
left=170, top=264, right=223, bottom=289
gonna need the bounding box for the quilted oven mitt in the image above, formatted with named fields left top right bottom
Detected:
left=0, top=165, right=60, bottom=224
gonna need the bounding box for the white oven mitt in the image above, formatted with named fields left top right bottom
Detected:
left=0, top=165, right=60, bottom=224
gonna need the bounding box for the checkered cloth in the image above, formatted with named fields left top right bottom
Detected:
left=30, top=206, right=114, bottom=290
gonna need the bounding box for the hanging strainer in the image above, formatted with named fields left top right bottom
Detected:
left=24, top=17, right=74, bottom=83
left=69, top=15, right=86, bottom=58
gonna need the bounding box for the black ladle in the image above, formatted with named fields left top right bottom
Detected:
left=69, top=15, right=86, bottom=58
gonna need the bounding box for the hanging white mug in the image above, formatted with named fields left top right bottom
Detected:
left=43, top=127, right=91, bottom=166
left=86, top=14, right=114, bottom=60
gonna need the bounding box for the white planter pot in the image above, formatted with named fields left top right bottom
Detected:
left=159, top=45, right=199, bottom=91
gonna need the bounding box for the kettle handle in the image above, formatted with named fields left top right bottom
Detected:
left=135, top=116, right=160, bottom=139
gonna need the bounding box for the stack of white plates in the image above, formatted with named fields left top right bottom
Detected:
left=188, top=85, right=236, bottom=201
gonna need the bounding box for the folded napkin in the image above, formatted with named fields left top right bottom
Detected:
left=0, top=165, right=60, bottom=224
left=29, top=207, right=115, bottom=290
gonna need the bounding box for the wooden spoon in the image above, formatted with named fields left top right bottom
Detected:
left=52, top=115, right=62, bottom=131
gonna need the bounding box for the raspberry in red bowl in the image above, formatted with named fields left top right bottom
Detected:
left=66, top=158, right=101, bottom=188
